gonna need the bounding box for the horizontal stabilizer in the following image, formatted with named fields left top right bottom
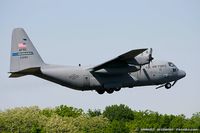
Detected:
left=9, top=67, right=41, bottom=78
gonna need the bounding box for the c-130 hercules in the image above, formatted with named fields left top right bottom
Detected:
left=9, top=28, right=186, bottom=94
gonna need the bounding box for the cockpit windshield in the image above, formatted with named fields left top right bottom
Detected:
left=168, top=62, right=175, bottom=67
left=168, top=62, right=179, bottom=72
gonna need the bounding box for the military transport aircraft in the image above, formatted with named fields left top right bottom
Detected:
left=9, top=28, right=186, bottom=94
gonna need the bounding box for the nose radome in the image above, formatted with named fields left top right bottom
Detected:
left=179, top=70, right=186, bottom=78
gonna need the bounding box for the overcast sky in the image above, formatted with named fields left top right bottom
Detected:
left=1, top=0, right=199, bottom=117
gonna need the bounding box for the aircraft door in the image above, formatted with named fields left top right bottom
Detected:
left=151, top=67, right=163, bottom=84
left=83, top=75, right=90, bottom=87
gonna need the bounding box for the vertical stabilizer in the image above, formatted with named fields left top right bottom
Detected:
left=10, top=28, right=44, bottom=73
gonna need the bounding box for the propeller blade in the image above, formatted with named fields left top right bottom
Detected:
left=150, top=48, right=152, bottom=54
left=149, top=48, right=154, bottom=61
left=148, top=48, right=153, bottom=68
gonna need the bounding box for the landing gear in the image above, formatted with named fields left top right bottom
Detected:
left=114, top=88, right=121, bottom=91
left=156, top=81, right=177, bottom=89
left=96, top=88, right=121, bottom=94
left=106, top=89, right=114, bottom=94
left=165, top=83, right=171, bottom=89
left=96, top=90, right=105, bottom=94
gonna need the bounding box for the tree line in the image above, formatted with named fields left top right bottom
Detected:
left=0, top=104, right=199, bottom=132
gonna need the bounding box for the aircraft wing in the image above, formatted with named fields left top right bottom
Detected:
left=90, top=48, right=147, bottom=72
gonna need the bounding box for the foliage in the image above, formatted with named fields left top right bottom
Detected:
left=191, top=112, right=200, bottom=129
left=87, top=109, right=102, bottom=117
left=103, top=104, right=134, bottom=122
left=0, top=104, right=199, bottom=132
left=170, top=114, right=186, bottom=128
left=40, top=108, right=54, bottom=117
left=0, top=106, right=47, bottom=132
left=55, top=105, right=83, bottom=117
left=72, top=115, right=109, bottom=133
left=44, top=114, right=77, bottom=132
left=104, top=120, right=130, bottom=133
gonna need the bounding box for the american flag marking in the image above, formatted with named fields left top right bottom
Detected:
left=18, top=42, right=26, bottom=49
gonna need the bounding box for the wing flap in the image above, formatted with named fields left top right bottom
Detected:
left=94, top=66, right=140, bottom=74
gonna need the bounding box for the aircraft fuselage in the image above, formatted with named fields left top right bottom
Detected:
left=37, top=60, right=185, bottom=92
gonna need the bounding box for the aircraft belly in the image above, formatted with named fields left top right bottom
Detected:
left=91, top=74, right=136, bottom=89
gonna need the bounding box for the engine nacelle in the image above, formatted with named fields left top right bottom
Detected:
left=127, top=48, right=153, bottom=66
left=127, top=55, right=150, bottom=66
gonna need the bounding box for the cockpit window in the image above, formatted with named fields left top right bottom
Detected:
left=168, top=62, right=175, bottom=67
left=173, top=68, right=177, bottom=72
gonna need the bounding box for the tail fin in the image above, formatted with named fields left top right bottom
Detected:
left=10, top=28, right=44, bottom=77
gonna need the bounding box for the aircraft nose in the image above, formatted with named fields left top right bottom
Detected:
left=178, top=70, right=186, bottom=79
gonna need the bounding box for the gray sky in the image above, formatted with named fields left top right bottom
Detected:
left=1, top=0, right=199, bottom=117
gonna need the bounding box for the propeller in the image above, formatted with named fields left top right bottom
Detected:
left=149, top=48, right=154, bottom=61
left=148, top=48, right=154, bottom=68
left=139, top=65, right=142, bottom=75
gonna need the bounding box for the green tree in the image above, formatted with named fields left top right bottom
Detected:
left=87, top=109, right=101, bottom=117
left=55, top=105, right=83, bottom=117
left=170, top=114, right=186, bottom=128
left=72, top=115, right=109, bottom=133
left=44, top=114, right=78, bottom=133
left=103, top=104, right=134, bottom=122
left=130, top=110, right=161, bottom=128
left=41, top=108, right=54, bottom=117
left=160, top=114, right=175, bottom=128
left=0, top=105, right=199, bottom=132
left=140, top=110, right=161, bottom=128
left=105, top=120, right=130, bottom=133
left=183, top=112, right=200, bottom=129
left=191, top=112, right=200, bottom=129
left=0, top=106, right=47, bottom=133
left=129, top=111, right=145, bottom=129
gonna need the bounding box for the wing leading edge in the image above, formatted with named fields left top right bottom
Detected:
left=90, top=48, right=147, bottom=73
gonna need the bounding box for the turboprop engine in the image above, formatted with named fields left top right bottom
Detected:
left=127, top=48, right=154, bottom=66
